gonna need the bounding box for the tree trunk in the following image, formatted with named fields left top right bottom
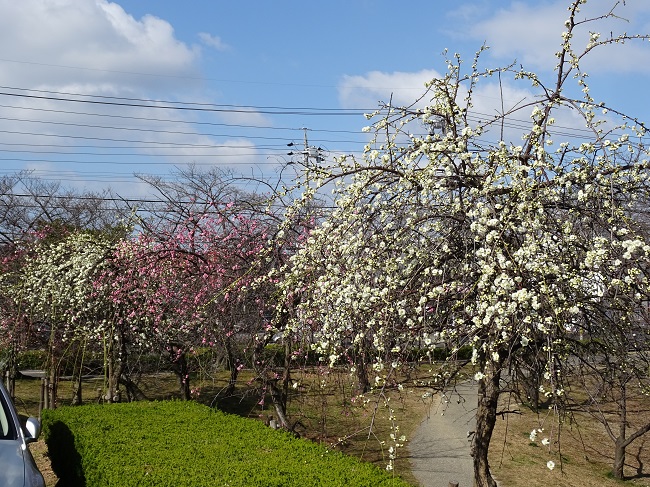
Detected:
left=264, top=352, right=291, bottom=429
left=46, top=324, right=59, bottom=409
left=179, top=356, right=191, bottom=400
left=106, top=347, right=116, bottom=402
left=46, top=347, right=58, bottom=408
left=226, top=366, right=240, bottom=397
left=613, top=437, right=626, bottom=480
left=47, top=366, right=58, bottom=408
left=71, top=377, right=83, bottom=406
left=71, top=340, right=85, bottom=406
left=119, top=374, right=148, bottom=401
left=355, top=337, right=371, bottom=394
left=168, top=344, right=191, bottom=400
left=471, top=361, right=502, bottom=487
left=5, top=346, right=16, bottom=400
left=612, top=382, right=627, bottom=479
left=105, top=333, right=122, bottom=403
left=280, top=339, right=292, bottom=416
left=269, top=380, right=290, bottom=430
left=223, top=335, right=239, bottom=397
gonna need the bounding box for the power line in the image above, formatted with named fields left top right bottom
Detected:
left=0, top=103, right=365, bottom=135
left=0, top=116, right=366, bottom=146
left=0, top=86, right=370, bottom=116
left=0, top=129, right=291, bottom=148
left=0, top=148, right=289, bottom=157
left=0, top=155, right=290, bottom=165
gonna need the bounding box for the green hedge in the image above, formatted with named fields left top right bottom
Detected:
left=16, top=350, right=48, bottom=371
left=42, top=401, right=411, bottom=487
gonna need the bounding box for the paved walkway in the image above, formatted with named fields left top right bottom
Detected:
left=409, top=382, right=477, bottom=487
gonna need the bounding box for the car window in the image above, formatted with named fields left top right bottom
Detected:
left=0, top=391, right=17, bottom=440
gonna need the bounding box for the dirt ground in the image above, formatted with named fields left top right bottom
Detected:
left=30, top=440, right=58, bottom=487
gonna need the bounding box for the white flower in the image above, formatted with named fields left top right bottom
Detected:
left=547, top=460, right=555, bottom=470
left=542, top=438, right=550, bottom=446
left=530, top=428, right=542, bottom=442
left=474, top=371, right=485, bottom=381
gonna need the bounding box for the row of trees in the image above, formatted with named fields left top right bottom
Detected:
left=0, top=168, right=311, bottom=430
left=2, top=2, right=650, bottom=485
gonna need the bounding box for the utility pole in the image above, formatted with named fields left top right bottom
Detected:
left=287, top=128, right=324, bottom=165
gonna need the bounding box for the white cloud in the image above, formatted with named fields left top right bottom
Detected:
left=198, top=32, right=230, bottom=52
left=469, top=1, right=566, bottom=70
left=0, top=0, right=200, bottom=92
left=338, top=69, right=442, bottom=110
left=461, top=0, right=650, bottom=74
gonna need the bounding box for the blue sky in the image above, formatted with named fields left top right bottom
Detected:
left=1, top=0, right=650, bottom=199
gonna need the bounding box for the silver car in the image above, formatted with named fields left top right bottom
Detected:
left=0, top=381, right=45, bottom=487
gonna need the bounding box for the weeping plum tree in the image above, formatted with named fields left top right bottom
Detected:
left=0, top=241, right=35, bottom=399
left=7, top=229, right=120, bottom=407
left=101, top=205, right=273, bottom=401
left=129, top=167, right=311, bottom=424
left=275, top=1, right=650, bottom=485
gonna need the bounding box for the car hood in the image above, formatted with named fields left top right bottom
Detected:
left=0, top=440, right=27, bottom=487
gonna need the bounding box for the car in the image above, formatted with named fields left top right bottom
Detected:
left=0, top=381, right=45, bottom=487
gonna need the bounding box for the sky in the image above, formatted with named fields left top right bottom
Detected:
left=2, top=0, right=650, bottom=200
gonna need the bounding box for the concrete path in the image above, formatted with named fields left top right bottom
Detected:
left=409, top=382, right=477, bottom=487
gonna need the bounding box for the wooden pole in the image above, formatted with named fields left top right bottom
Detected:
left=39, top=378, right=45, bottom=419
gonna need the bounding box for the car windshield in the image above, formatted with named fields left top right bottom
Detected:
left=0, top=388, right=17, bottom=440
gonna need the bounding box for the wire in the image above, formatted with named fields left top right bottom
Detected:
left=0, top=87, right=371, bottom=116
left=0, top=116, right=366, bottom=146
left=0, top=129, right=288, bottom=148
left=0, top=155, right=290, bottom=165
left=0, top=103, right=366, bottom=135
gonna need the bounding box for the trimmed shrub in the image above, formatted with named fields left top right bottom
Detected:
left=42, top=401, right=411, bottom=487
left=16, top=350, right=47, bottom=371
left=456, top=345, right=473, bottom=361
